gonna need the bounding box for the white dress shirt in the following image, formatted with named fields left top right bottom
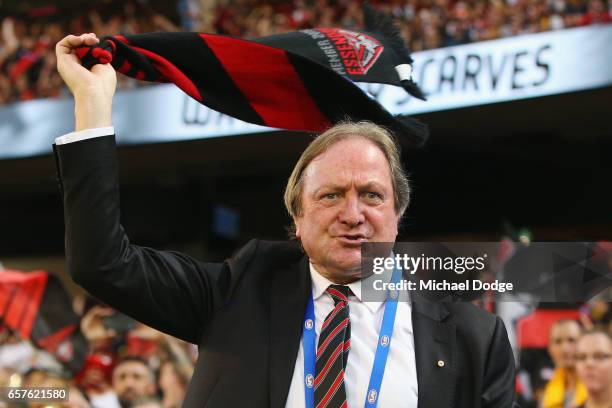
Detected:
left=285, top=264, right=418, bottom=408
left=56, top=128, right=419, bottom=407
left=55, top=127, right=114, bottom=145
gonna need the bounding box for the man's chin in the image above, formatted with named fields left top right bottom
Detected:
left=119, top=391, right=138, bottom=403
left=327, top=256, right=362, bottom=278
left=332, top=244, right=361, bottom=258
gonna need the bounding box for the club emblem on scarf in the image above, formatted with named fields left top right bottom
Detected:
left=316, top=28, right=383, bottom=75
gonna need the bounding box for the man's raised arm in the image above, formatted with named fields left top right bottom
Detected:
left=53, top=33, right=239, bottom=344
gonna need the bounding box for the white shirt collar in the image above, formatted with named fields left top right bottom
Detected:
left=309, top=263, right=386, bottom=314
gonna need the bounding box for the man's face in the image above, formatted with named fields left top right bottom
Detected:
left=112, top=361, right=155, bottom=406
left=294, top=137, right=399, bottom=283
left=548, top=321, right=582, bottom=369
left=576, top=333, right=612, bottom=394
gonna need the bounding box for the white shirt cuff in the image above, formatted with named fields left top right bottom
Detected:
left=55, top=126, right=115, bottom=145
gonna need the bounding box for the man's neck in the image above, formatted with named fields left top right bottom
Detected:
left=320, top=271, right=361, bottom=285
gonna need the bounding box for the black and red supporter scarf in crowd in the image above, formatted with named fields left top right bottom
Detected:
left=0, top=270, right=88, bottom=375
left=76, top=4, right=429, bottom=146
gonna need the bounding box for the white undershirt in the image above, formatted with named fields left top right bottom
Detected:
left=55, top=127, right=114, bottom=144
left=285, top=264, right=418, bottom=408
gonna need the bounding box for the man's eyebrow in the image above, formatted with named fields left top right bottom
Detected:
left=312, top=182, right=389, bottom=195
left=313, top=183, right=347, bottom=195
left=358, top=181, right=388, bottom=192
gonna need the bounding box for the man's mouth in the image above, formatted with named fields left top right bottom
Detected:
left=122, top=389, right=137, bottom=401
left=337, top=234, right=368, bottom=245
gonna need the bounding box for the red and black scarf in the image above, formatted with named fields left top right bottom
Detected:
left=77, top=6, right=428, bottom=146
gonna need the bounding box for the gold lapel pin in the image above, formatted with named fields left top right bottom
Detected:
left=437, top=360, right=445, bottom=368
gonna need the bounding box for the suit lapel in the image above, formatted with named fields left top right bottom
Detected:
left=412, top=297, right=456, bottom=408
left=269, top=256, right=311, bottom=408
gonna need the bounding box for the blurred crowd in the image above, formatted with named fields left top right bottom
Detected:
left=518, top=301, right=612, bottom=408
left=2, top=292, right=612, bottom=407
left=0, top=0, right=611, bottom=106
left=0, top=1, right=183, bottom=105
left=214, top=0, right=612, bottom=45
left=0, top=295, right=195, bottom=408
left=1, top=240, right=611, bottom=407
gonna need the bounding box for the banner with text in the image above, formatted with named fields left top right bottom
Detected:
left=1, top=25, right=610, bottom=159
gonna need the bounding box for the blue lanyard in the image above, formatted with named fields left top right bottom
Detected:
left=302, top=267, right=401, bottom=408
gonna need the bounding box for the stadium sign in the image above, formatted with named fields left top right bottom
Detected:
left=0, top=25, right=611, bottom=159
left=360, top=25, right=612, bottom=115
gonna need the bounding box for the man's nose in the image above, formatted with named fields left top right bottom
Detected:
left=338, top=193, right=365, bottom=226
left=124, top=378, right=137, bottom=388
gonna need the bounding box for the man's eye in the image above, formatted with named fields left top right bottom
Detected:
left=323, top=193, right=338, bottom=200
left=365, top=192, right=383, bottom=201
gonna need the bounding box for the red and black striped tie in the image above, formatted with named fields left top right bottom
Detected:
left=315, top=285, right=352, bottom=408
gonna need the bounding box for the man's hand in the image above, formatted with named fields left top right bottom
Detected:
left=80, top=305, right=118, bottom=351
left=56, top=33, right=117, bottom=131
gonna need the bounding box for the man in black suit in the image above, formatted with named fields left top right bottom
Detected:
left=54, top=33, right=516, bottom=407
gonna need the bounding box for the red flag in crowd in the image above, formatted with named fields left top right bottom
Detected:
left=0, top=270, right=87, bottom=375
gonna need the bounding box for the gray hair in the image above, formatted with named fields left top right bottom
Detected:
left=284, top=121, right=410, bottom=234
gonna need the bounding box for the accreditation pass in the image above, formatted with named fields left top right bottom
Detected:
left=0, top=387, right=69, bottom=403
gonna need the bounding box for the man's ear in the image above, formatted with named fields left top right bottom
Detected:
left=294, top=219, right=301, bottom=238
left=394, top=214, right=401, bottom=238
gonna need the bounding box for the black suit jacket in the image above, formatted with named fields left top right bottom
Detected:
left=53, top=135, right=516, bottom=407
